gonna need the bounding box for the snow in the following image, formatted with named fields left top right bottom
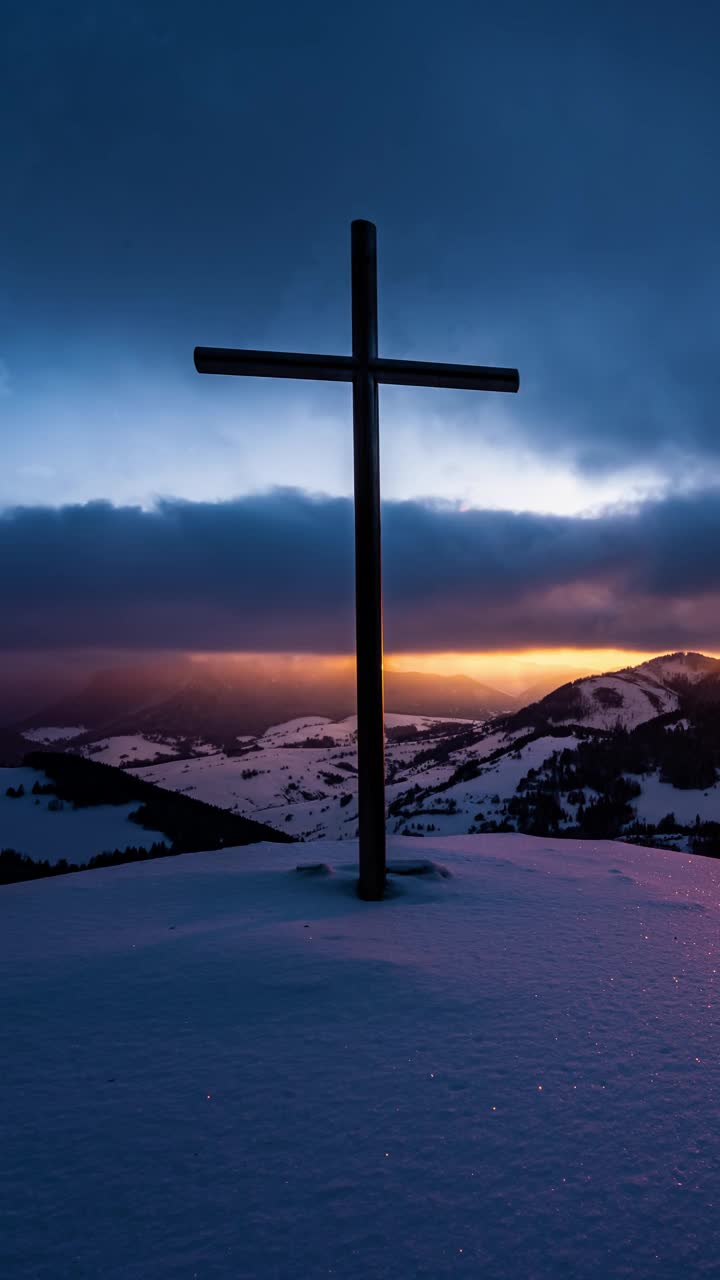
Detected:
left=129, top=725, right=578, bottom=841
left=637, top=653, right=719, bottom=685
left=634, top=772, right=720, bottom=826
left=556, top=674, right=678, bottom=731
left=387, top=736, right=582, bottom=837
left=132, top=715, right=477, bottom=841
left=457, top=733, right=579, bottom=801
left=22, top=725, right=86, bottom=743
left=0, top=767, right=168, bottom=862
left=135, top=745, right=360, bottom=842
left=259, top=712, right=471, bottom=747
left=80, top=735, right=182, bottom=765
left=3, top=833, right=720, bottom=1279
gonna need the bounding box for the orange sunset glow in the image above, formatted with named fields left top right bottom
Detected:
left=189, top=647, right=720, bottom=700
left=384, top=648, right=677, bottom=694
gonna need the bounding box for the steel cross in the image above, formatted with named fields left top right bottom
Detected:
left=194, top=220, right=519, bottom=900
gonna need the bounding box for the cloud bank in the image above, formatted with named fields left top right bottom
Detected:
left=2, top=488, right=720, bottom=653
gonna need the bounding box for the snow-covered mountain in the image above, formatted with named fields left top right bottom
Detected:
left=636, top=651, right=720, bottom=687
left=508, top=653, right=720, bottom=734
left=122, top=652, right=720, bottom=851
left=513, top=669, right=679, bottom=732
left=7, top=652, right=720, bottom=854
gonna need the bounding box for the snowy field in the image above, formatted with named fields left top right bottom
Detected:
left=259, top=712, right=471, bottom=746
left=78, top=734, right=184, bottom=766
left=132, top=725, right=578, bottom=840
left=132, top=714, right=483, bottom=840
left=2, top=834, right=720, bottom=1279
left=22, top=725, right=86, bottom=743
left=0, top=767, right=167, bottom=862
left=633, top=772, right=720, bottom=825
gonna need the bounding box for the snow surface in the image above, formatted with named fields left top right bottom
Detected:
left=443, top=733, right=580, bottom=807
left=0, top=767, right=168, bottom=862
left=133, top=725, right=570, bottom=842
left=636, top=653, right=719, bottom=685
left=259, top=712, right=471, bottom=747
left=633, top=773, right=720, bottom=826
left=22, top=725, right=86, bottom=743
left=554, top=674, right=678, bottom=731
left=79, top=734, right=183, bottom=766
left=133, top=715, right=480, bottom=841
left=3, top=833, right=720, bottom=1279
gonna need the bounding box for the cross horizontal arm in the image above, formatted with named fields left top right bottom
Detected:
left=193, top=346, right=356, bottom=382
left=194, top=346, right=519, bottom=393
left=374, top=356, right=519, bottom=394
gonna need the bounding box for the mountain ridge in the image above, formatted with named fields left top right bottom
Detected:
left=504, top=651, right=720, bottom=735
left=12, top=658, right=511, bottom=746
left=4, top=650, right=720, bottom=856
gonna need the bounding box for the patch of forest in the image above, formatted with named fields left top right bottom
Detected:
left=0, top=842, right=176, bottom=884
left=484, top=710, right=720, bottom=853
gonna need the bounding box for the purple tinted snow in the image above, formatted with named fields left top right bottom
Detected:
left=2, top=833, right=720, bottom=1279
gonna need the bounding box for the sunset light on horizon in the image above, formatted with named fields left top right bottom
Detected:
left=190, top=645, right=720, bottom=697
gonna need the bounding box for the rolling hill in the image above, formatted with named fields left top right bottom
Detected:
left=6, top=652, right=720, bottom=859
left=123, top=652, right=720, bottom=855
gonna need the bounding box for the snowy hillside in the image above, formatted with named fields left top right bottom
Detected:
left=11, top=653, right=720, bottom=852
left=512, top=652, right=720, bottom=735
left=0, top=766, right=167, bottom=862
left=636, top=652, right=720, bottom=686
left=22, top=725, right=86, bottom=744
left=78, top=734, right=215, bottom=767
left=133, top=713, right=482, bottom=841
left=0, top=755, right=292, bottom=878
left=127, top=659, right=720, bottom=848
left=3, top=834, right=720, bottom=1279
left=516, top=670, right=679, bottom=731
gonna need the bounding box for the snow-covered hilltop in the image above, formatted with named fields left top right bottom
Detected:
left=517, top=669, right=679, bottom=731
left=4, top=833, right=720, bottom=1279
left=512, top=651, right=720, bottom=733
left=637, top=651, right=720, bottom=686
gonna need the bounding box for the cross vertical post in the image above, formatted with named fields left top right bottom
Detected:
left=351, top=220, right=386, bottom=900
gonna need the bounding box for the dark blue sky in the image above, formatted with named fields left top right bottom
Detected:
left=3, top=0, right=720, bottom=653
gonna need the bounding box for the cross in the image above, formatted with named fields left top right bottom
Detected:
left=194, top=220, right=519, bottom=900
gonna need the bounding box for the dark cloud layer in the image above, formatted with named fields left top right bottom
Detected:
left=2, top=489, right=720, bottom=652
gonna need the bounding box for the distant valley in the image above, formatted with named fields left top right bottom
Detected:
left=9, top=655, right=511, bottom=746
left=4, top=651, right=720, bottom=873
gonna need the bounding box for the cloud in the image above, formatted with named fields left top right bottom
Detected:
left=2, top=488, right=720, bottom=652
left=5, top=0, right=720, bottom=499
